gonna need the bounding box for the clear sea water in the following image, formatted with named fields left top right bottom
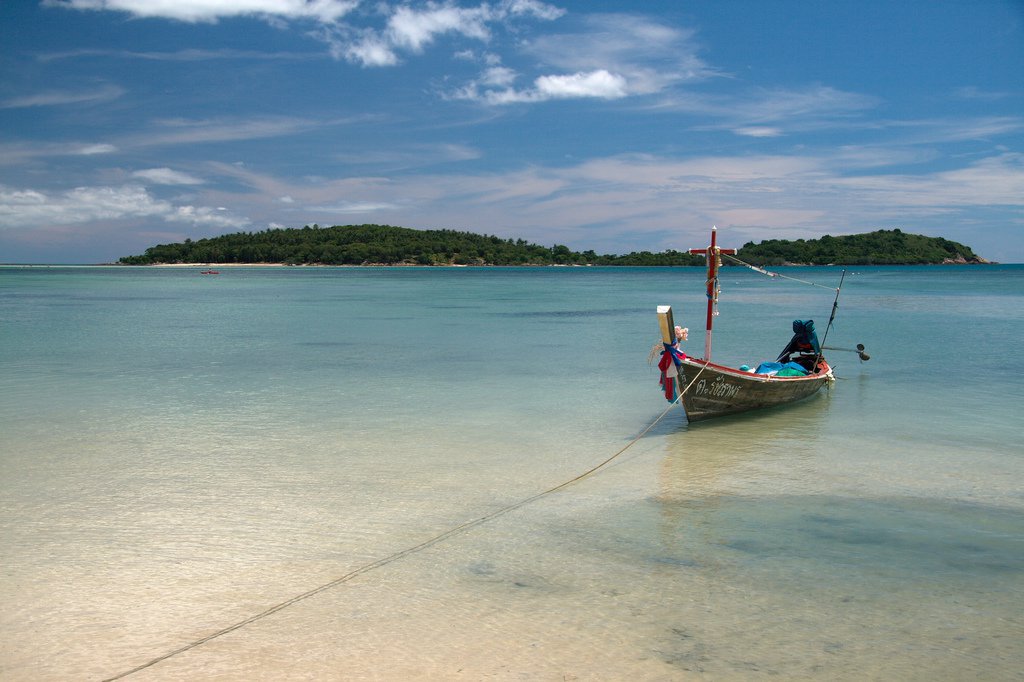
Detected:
left=1, top=264, right=1021, bottom=681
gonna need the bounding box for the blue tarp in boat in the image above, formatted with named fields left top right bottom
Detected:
left=754, top=361, right=809, bottom=376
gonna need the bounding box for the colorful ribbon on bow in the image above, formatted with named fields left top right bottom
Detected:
left=658, top=343, right=687, bottom=401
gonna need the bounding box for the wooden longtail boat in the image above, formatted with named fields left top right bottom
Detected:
left=656, top=226, right=836, bottom=422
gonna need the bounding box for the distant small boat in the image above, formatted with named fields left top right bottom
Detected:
left=656, top=226, right=840, bottom=422
left=200, top=270, right=220, bottom=275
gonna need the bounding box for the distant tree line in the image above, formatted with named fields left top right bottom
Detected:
left=118, top=224, right=985, bottom=266
left=736, top=229, right=984, bottom=265
left=118, top=224, right=706, bottom=265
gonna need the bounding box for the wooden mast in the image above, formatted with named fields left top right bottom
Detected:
left=688, top=226, right=736, bottom=361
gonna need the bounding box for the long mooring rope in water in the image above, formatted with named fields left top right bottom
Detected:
left=102, top=363, right=710, bottom=681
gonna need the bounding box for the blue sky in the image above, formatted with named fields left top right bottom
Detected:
left=1, top=0, right=1022, bottom=263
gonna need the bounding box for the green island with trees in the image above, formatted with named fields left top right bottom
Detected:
left=118, top=224, right=988, bottom=266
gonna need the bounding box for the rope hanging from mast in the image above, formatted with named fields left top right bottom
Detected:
left=721, top=252, right=839, bottom=291
left=706, top=249, right=723, bottom=318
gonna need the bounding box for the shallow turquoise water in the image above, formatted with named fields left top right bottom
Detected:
left=1, top=264, right=1021, bottom=680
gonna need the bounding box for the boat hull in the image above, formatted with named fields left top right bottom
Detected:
left=678, top=358, right=832, bottom=422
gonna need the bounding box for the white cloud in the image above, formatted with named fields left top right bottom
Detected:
left=173, top=204, right=248, bottom=227
left=0, top=183, right=247, bottom=229
left=734, top=127, right=783, bottom=138
left=535, top=70, right=627, bottom=99
left=47, top=0, right=359, bottom=24
left=456, top=68, right=631, bottom=104
left=504, top=0, right=564, bottom=20
left=341, top=34, right=399, bottom=67
left=468, top=68, right=628, bottom=103
left=132, top=168, right=205, bottom=185
left=479, top=65, right=517, bottom=88
left=387, top=4, right=492, bottom=52
left=53, top=0, right=565, bottom=69
left=455, top=13, right=712, bottom=104
left=76, top=143, right=119, bottom=155
left=526, top=14, right=708, bottom=83
left=0, top=184, right=170, bottom=227
left=320, top=0, right=564, bottom=67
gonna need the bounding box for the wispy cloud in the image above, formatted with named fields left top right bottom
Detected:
left=126, top=115, right=326, bottom=147
left=525, top=14, right=713, bottom=90
left=454, top=13, right=713, bottom=104
left=388, top=4, right=492, bottom=52
left=202, top=148, right=1024, bottom=254
left=40, top=0, right=550, bottom=78
left=172, top=204, right=247, bottom=227
left=832, top=152, right=1024, bottom=207
left=11, top=142, right=1011, bottom=256
left=1, top=115, right=370, bottom=167
left=132, top=168, right=205, bottom=185
left=38, top=48, right=322, bottom=62
left=76, top=143, right=119, bottom=155
left=953, top=86, right=1012, bottom=101
left=664, top=85, right=880, bottom=136
left=21, top=1, right=1024, bottom=263
left=732, top=127, right=783, bottom=138
left=323, top=0, right=565, bottom=67
left=305, top=201, right=401, bottom=213
left=0, top=141, right=119, bottom=165
left=0, top=84, right=124, bottom=109
left=52, top=0, right=568, bottom=71
left=876, top=116, right=1024, bottom=144
left=45, top=0, right=359, bottom=24
left=45, top=3, right=696, bottom=108
left=333, top=143, right=482, bottom=170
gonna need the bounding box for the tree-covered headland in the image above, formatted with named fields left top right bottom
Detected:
left=736, top=229, right=985, bottom=265
left=118, top=224, right=987, bottom=266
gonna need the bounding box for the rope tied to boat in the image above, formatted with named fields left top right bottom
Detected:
left=722, top=253, right=839, bottom=291
left=102, top=362, right=709, bottom=681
